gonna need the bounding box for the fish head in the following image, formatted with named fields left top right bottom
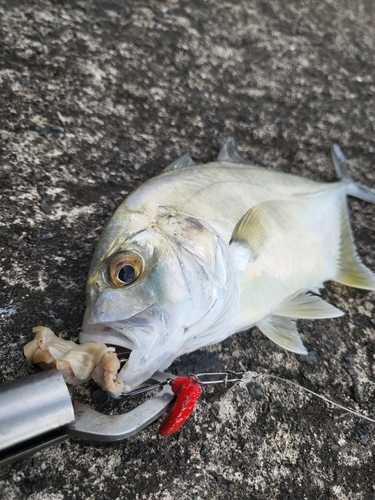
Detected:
left=81, top=207, right=237, bottom=391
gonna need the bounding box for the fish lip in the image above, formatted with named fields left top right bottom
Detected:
left=80, top=322, right=137, bottom=350
left=81, top=302, right=158, bottom=347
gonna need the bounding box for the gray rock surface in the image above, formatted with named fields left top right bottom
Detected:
left=1, top=0, right=375, bottom=498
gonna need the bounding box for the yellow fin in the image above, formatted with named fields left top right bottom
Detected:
left=256, top=315, right=307, bottom=354
left=230, top=201, right=287, bottom=257
left=335, top=204, right=375, bottom=290
left=273, top=290, right=344, bottom=319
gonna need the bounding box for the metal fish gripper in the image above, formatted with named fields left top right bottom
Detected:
left=0, top=370, right=175, bottom=466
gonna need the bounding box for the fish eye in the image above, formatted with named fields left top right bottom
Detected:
left=108, top=252, right=143, bottom=287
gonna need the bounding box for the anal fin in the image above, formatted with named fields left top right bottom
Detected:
left=335, top=204, right=375, bottom=290
left=273, top=290, right=344, bottom=319
left=257, top=316, right=307, bottom=355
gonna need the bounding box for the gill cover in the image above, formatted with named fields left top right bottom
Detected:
left=82, top=212, right=238, bottom=390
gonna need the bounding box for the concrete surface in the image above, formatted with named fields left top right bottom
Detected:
left=1, top=0, right=375, bottom=498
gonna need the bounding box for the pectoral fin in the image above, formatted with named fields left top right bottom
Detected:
left=256, top=315, right=307, bottom=354
left=229, top=204, right=271, bottom=272
left=230, top=201, right=281, bottom=257
left=273, top=290, right=344, bottom=319
left=335, top=204, right=375, bottom=290
left=230, top=198, right=308, bottom=257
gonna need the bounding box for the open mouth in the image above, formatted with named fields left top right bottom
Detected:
left=79, top=324, right=136, bottom=393
left=82, top=316, right=176, bottom=393
left=25, top=312, right=160, bottom=395
left=81, top=322, right=137, bottom=378
left=106, top=344, right=132, bottom=366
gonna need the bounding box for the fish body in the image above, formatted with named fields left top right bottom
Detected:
left=81, top=140, right=375, bottom=392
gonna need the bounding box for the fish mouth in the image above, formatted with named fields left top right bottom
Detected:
left=81, top=321, right=138, bottom=348
left=82, top=307, right=173, bottom=391
left=81, top=323, right=136, bottom=393
left=105, top=343, right=132, bottom=366
left=81, top=318, right=158, bottom=386
left=81, top=322, right=136, bottom=370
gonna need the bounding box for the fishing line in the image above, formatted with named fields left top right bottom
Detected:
left=121, top=367, right=375, bottom=425
left=220, top=368, right=375, bottom=425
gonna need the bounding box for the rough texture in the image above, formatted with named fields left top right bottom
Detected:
left=1, top=0, right=375, bottom=498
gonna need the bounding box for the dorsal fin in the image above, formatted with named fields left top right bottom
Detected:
left=256, top=315, right=307, bottom=354
left=331, top=143, right=352, bottom=180
left=163, top=152, right=196, bottom=172
left=335, top=202, right=375, bottom=290
left=218, top=137, right=246, bottom=163
left=273, top=290, right=344, bottom=319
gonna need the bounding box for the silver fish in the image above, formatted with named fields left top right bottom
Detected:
left=80, top=139, right=375, bottom=392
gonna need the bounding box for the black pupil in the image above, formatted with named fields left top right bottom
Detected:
left=118, top=265, right=136, bottom=283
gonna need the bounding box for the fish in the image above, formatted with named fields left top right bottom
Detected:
left=69, top=138, right=375, bottom=393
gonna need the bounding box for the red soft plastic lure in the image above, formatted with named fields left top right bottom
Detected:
left=158, top=375, right=202, bottom=436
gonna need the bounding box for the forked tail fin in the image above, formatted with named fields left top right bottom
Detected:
left=331, top=143, right=375, bottom=204
left=331, top=144, right=375, bottom=290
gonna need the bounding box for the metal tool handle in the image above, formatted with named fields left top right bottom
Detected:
left=0, top=370, right=175, bottom=466
left=0, top=370, right=75, bottom=466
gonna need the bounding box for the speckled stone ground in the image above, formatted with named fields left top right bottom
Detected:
left=1, top=0, right=375, bottom=498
